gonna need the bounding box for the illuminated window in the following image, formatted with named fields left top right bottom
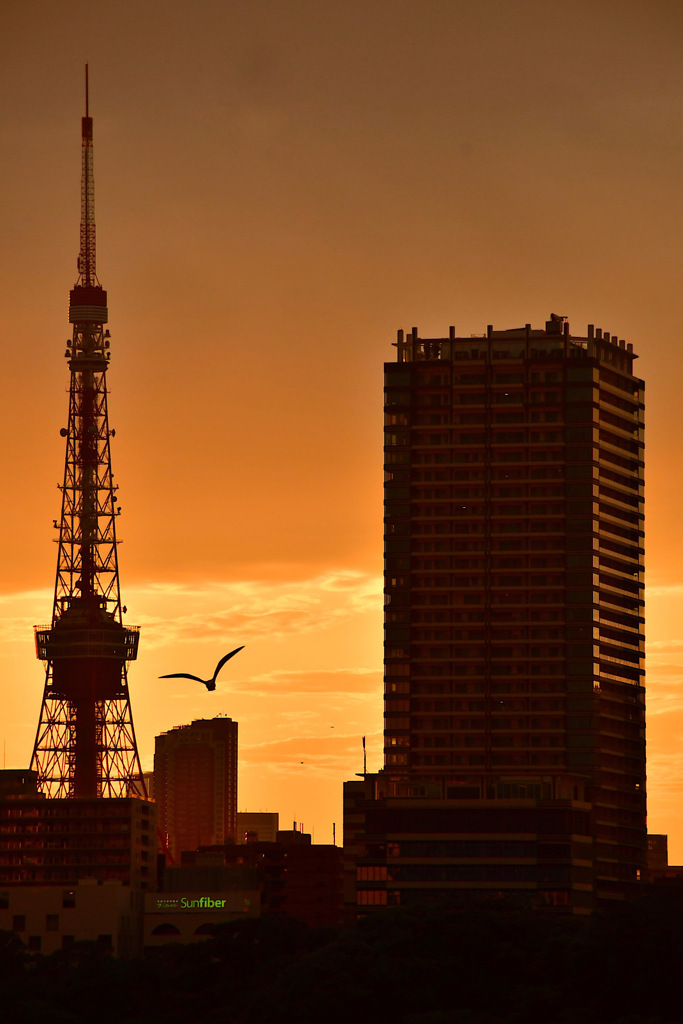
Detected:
left=357, top=890, right=388, bottom=906
left=357, top=866, right=388, bottom=882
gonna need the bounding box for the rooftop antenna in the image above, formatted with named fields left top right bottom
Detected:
left=79, top=61, right=97, bottom=288
left=355, top=736, right=367, bottom=778
left=30, top=66, right=145, bottom=798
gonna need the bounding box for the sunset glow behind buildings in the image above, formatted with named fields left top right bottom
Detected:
left=2, top=1, right=683, bottom=856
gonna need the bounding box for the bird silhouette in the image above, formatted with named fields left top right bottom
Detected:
left=159, top=647, right=244, bottom=691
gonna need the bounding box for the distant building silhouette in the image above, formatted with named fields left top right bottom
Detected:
left=648, top=834, right=668, bottom=871
left=146, top=827, right=344, bottom=945
left=154, top=718, right=238, bottom=862
left=236, top=811, right=279, bottom=844
left=345, top=315, right=646, bottom=913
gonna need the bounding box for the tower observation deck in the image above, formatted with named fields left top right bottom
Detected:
left=30, top=68, right=145, bottom=799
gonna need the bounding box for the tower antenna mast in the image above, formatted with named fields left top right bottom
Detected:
left=30, top=67, right=145, bottom=799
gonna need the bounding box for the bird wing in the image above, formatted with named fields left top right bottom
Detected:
left=213, top=646, right=245, bottom=680
left=159, top=673, right=204, bottom=682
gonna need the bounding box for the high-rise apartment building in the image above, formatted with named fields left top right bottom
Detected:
left=346, top=314, right=645, bottom=913
left=154, top=718, right=238, bottom=862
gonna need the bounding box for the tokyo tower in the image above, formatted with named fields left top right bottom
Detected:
left=30, top=68, right=145, bottom=799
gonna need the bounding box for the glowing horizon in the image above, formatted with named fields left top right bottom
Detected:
left=2, top=1, right=683, bottom=857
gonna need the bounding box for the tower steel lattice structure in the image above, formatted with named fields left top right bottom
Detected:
left=30, top=68, right=144, bottom=799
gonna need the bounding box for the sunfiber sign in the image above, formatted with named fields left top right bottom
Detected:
left=153, top=894, right=247, bottom=912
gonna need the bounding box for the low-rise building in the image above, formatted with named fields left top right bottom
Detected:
left=0, top=879, right=144, bottom=957
left=345, top=773, right=595, bottom=915
left=236, top=811, right=279, bottom=844
left=144, top=886, right=260, bottom=946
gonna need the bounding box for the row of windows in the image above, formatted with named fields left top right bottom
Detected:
left=599, top=409, right=641, bottom=437
left=382, top=839, right=541, bottom=858
left=405, top=542, right=566, bottom=558
left=0, top=853, right=131, bottom=866
left=409, top=699, right=565, bottom=712
left=402, top=411, right=568, bottom=426
left=404, top=736, right=566, bottom=749
left=390, top=506, right=642, bottom=526
left=0, top=826, right=133, bottom=839
left=393, top=368, right=566, bottom=387
left=357, top=889, right=388, bottom=905
left=406, top=542, right=568, bottom=558
left=391, top=430, right=569, bottom=446
left=390, top=449, right=641, bottom=474
left=599, top=429, right=642, bottom=456
left=403, top=645, right=571, bottom=662
left=0, top=809, right=134, bottom=821
left=387, top=375, right=568, bottom=402
left=411, top=753, right=566, bottom=767
left=392, top=645, right=566, bottom=659
left=404, top=670, right=567, bottom=684
left=403, top=388, right=568, bottom=406
left=0, top=869, right=145, bottom=883
left=406, top=601, right=570, bottom=619
left=10, top=929, right=112, bottom=953
left=410, top=579, right=566, bottom=593
left=404, top=569, right=565, bottom=586
left=406, top=716, right=565, bottom=730
left=410, top=685, right=565, bottom=700
left=359, top=864, right=571, bottom=883
left=397, top=622, right=565, bottom=638
left=0, top=892, right=76, bottom=911
left=400, top=485, right=568, bottom=499
left=400, top=498, right=569, bottom=513
left=410, top=522, right=568, bottom=536
left=408, top=618, right=566, bottom=638
left=404, top=468, right=567, bottom=483
left=408, top=446, right=566, bottom=462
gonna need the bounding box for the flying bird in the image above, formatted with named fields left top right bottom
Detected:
left=159, top=647, right=244, bottom=691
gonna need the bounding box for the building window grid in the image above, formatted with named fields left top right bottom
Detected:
left=385, top=346, right=647, bottom=823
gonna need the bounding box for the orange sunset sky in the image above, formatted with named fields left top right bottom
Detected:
left=2, top=0, right=683, bottom=854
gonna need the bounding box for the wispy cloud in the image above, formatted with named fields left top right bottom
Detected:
left=240, top=731, right=383, bottom=779
left=647, top=751, right=683, bottom=793
left=234, top=667, right=381, bottom=697
left=0, top=571, right=383, bottom=650
left=649, top=640, right=683, bottom=652
left=647, top=584, right=683, bottom=598
left=646, top=636, right=683, bottom=714
left=0, top=588, right=52, bottom=643
left=127, top=571, right=382, bottom=649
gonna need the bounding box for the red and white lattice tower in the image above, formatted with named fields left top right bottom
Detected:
left=30, top=67, right=145, bottom=798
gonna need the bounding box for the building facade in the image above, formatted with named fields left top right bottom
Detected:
left=0, top=880, right=145, bottom=958
left=0, top=770, right=155, bottom=890
left=178, top=831, right=345, bottom=929
left=347, top=314, right=646, bottom=913
left=236, top=811, right=280, bottom=844
left=154, top=718, right=238, bottom=862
